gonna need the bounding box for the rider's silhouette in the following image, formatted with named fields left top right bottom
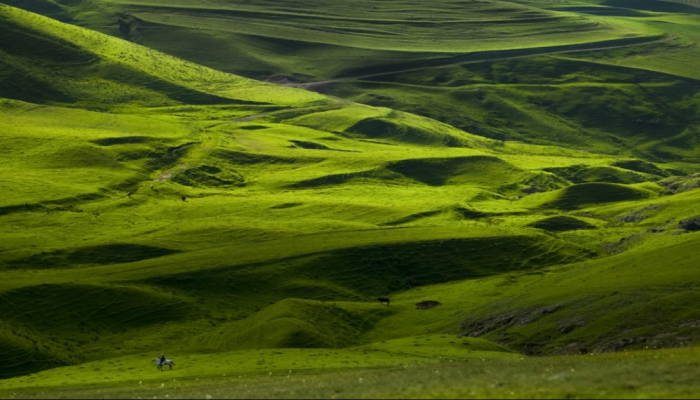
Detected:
left=160, top=353, right=166, bottom=366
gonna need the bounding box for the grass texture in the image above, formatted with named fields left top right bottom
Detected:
left=1, top=1, right=700, bottom=398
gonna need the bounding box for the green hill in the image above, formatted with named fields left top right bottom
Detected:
left=2, top=1, right=700, bottom=397
left=2, top=0, right=658, bottom=79
left=184, top=299, right=393, bottom=351
left=546, top=182, right=655, bottom=210
left=528, top=216, right=598, bottom=232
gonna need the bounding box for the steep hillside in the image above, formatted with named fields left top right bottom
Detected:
left=0, top=3, right=326, bottom=109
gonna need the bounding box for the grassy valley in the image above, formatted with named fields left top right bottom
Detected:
left=1, top=0, right=700, bottom=398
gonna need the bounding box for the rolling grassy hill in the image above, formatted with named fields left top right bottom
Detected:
left=2, top=1, right=700, bottom=397
left=2, top=0, right=659, bottom=78
left=12, top=0, right=700, bottom=161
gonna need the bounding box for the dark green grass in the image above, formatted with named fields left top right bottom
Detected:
left=612, top=159, right=672, bottom=177
left=7, top=244, right=179, bottom=269
left=385, top=156, right=523, bottom=187
left=528, top=216, right=597, bottom=232
left=546, top=183, right=654, bottom=210
left=139, top=234, right=592, bottom=310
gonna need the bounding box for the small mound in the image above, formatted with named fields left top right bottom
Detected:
left=185, top=299, right=392, bottom=351
left=544, top=165, right=654, bottom=184
left=10, top=244, right=179, bottom=269
left=521, top=172, right=571, bottom=193
left=469, top=191, right=506, bottom=202
left=290, top=140, right=331, bottom=150
left=171, top=165, right=245, bottom=187
left=547, top=183, right=652, bottom=210
left=658, top=175, right=699, bottom=195
left=146, top=142, right=195, bottom=170
left=345, top=118, right=466, bottom=147
left=213, top=149, right=321, bottom=165
left=93, top=136, right=150, bottom=146
left=380, top=210, right=443, bottom=226
left=270, top=202, right=303, bottom=209
left=387, top=156, right=523, bottom=187
left=529, top=216, right=597, bottom=232
left=289, top=168, right=404, bottom=189
left=453, top=207, right=490, bottom=219
left=613, top=160, right=670, bottom=178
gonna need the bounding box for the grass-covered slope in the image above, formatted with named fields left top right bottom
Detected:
left=6, top=0, right=700, bottom=159
left=184, top=299, right=393, bottom=351
left=334, top=53, right=700, bottom=160
left=6, top=0, right=659, bottom=80
left=0, top=4, right=325, bottom=108
left=2, top=1, right=700, bottom=397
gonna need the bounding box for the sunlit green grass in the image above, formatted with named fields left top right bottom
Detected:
left=3, top=346, right=700, bottom=399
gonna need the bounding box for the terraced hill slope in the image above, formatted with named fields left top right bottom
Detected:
left=2, top=1, right=700, bottom=397
left=2, top=0, right=659, bottom=79
left=8, top=0, right=700, bottom=159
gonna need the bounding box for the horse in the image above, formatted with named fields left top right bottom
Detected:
left=152, top=357, right=176, bottom=371
left=377, top=297, right=390, bottom=306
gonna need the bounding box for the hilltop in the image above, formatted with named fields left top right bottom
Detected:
left=2, top=1, right=700, bottom=397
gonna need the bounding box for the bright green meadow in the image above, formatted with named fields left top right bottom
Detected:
left=2, top=0, right=700, bottom=398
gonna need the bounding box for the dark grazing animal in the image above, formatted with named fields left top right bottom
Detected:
left=415, top=300, right=441, bottom=310
left=377, top=297, right=390, bottom=306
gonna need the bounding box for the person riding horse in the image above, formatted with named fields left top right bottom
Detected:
left=153, top=355, right=175, bottom=370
